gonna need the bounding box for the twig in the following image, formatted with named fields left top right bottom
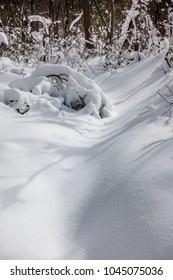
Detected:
left=157, top=89, right=173, bottom=114
left=164, top=84, right=173, bottom=97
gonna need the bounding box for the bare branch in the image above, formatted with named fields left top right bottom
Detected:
left=164, top=84, right=173, bottom=97
left=157, top=87, right=173, bottom=115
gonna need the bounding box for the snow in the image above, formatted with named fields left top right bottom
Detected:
left=0, top=32, right=8, bottom=46
left=4, top=88, right=32, bottom=114
left=119, top=0, right=140, bottom=47
left=28, top=15, right=52, bottom=34
left=0, top=56, right=173, bottom=259
left=9, top=64, right=113, bottom=118
left=70, top=12, right=83, bottom=31
left=0, top=57, right=24, bottom=75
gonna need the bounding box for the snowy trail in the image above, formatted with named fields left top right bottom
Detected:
left=1, top=56, right=173, bottom=259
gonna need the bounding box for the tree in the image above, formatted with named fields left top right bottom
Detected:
left=109, top=0, right=115, bottom=43
left=83, top=0, right=93, bottom=48
left=148, top=0, right=173, bottom=36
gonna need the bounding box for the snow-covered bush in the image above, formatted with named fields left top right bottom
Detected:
left=0, top=31, right=8, bottom=56
left=4, top=27, right=37, bottom=63
left=9, top=65, right=113, bottom=118
left=0, top=57, right=24, bottom=74
left=0, top=83, right=63, bottom=115
left=151, top=34, right=173, bottom=73
left=10, top=76, right=57, bottom=96
left=103, top=47, right=146, bottom=71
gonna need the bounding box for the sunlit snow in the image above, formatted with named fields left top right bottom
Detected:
left=0, top=55, right=173, bottom=260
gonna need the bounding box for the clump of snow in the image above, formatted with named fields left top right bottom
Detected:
left=31, top=94, right=62, bottom=114
left=4, top=88, right=32, bottom=114
left=10, top=76, right=57, bottom=96
left=1, top=81, right=63, bottom=115
left=0, top=32, right=8, bottom=46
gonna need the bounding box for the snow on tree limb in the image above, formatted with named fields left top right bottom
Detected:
left=0, top=32, right=8, bottom=46
left=70, top=12, right=83, bottom=31
left=119, top=0, right=140, bottom=47
left=28, top=15, right=52, bottom=34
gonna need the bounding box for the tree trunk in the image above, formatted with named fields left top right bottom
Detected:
left=109, top=0, right=115, bottom=43
left=31, top=0, right=34, bottom=14
left=93, top=0, right=107, bottom=28
left=83, top=0, right=93, bottom=49
left=64, top=0, right=70, bottom=35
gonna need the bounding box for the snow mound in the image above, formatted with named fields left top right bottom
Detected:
left=0, top=82, right=63, bottom=115
left=4, top=88, right=32, bottom=114
left=9, top=65, right=113, bottom=118
left=10, top=76, right=57, bottom=96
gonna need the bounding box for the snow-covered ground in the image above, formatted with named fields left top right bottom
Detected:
left=0, top=56, right=173, bottom=260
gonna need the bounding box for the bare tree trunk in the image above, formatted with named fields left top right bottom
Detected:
left=55, top=0, right=62, bottom=21
left=31, top=0, right=34, bottom=14
left=93, top=0, right=107, bottom=28
left=49, top=0, right=55, bottom=22
left=64, top=0, right=70, bottom=35
left=83, top=0, right=93, bottom=49
left=109, top=0, right=115, bottom=43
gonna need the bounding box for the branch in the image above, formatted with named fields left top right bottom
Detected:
left=164, top=84, right=173, bottom=97
left=157, top=90, right=173, bottom=105
left=92, top=0, right=108, bottom=28
left=157, top=88, right=173, bottom=115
